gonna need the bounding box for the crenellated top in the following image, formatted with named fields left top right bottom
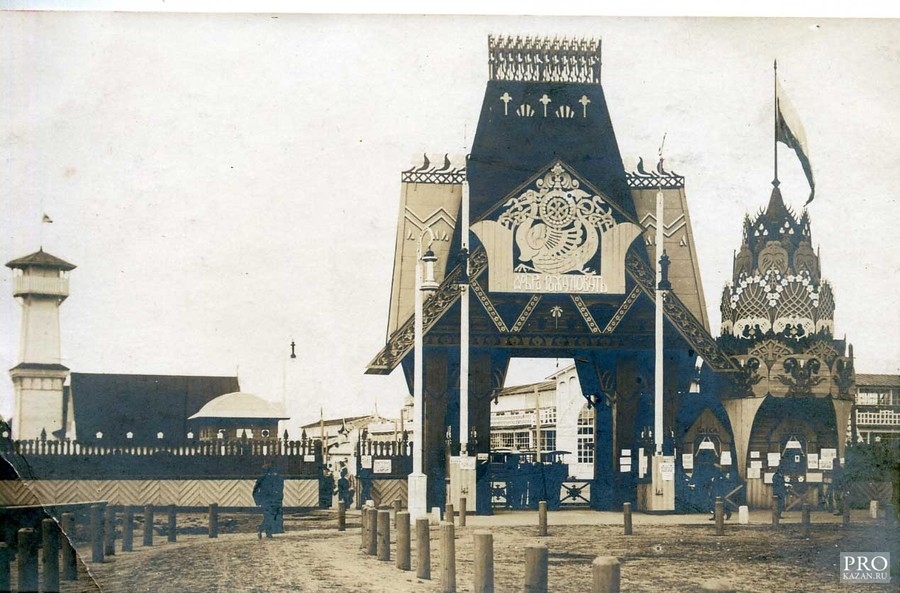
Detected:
left=488, top=35, right=602, bottom=84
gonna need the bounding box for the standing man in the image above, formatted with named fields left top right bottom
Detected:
left=772, top=467, right=787, bottom=519
left=253, top=464, right=285, bottom=539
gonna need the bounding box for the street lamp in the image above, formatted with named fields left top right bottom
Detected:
left=409, top=226, right=438, bottom=522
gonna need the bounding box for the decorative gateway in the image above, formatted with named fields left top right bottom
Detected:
left=472, top=162, right=642, bottom=295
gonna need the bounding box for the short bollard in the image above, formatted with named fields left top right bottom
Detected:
left=360, top=505, right=369, bottom=548
left=441, top=522, right=456, bottom=593
left=869, top=500, right=878, bottom=519
left=592, top=556, right=620, bottom=593
left=396, top=511, right=410, bottom=571
left=738, top=505, right=749, bottom=524
left=122, top=506, right=134, bottom=552
left=623, top=502, right=633, bottom=536
left=715, top=497, right=725, bottom=536
left=42, top=518, right=61, bottom=593
left=459, top=497, right=467, bottom=527
left=91, top=504, right=105, bottom=562
left=377, top=510, right=391, bottom=561
left=18, top=528, right=39, bottom=592
left=143, top=506, right=155, bottom=547
left=430, top=507, right=442, bottom=525
left=61, top=513, right=77, bottom=580
left=104, top=505, right=116, bottom=556
left=842, top=504, right=850, bottom=527
left=538, top=501, right=548, bottom=537
left=416, top=517, right=431, bottom=580
left=167, top=505, right=177, bottom=543
left=366, top=508, right=378, bottom=556
left=801, top=503, right=810, bottom=538
left=446, top=503, right=455, bottom=527
left=393, top=499, right=402, bottom=527
left=338, top=501, right=346, bottom=532
left=524, top=543, right=548, bottom=593
left=0, top=542, right=9, bottom=593
left=208, top=503, right=218, bottom=539
left=473, top=531, right=493, bottom=593
left=771, top=497, right=780, bottom=526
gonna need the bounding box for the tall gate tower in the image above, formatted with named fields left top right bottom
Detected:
left=368, top=36, right=738, bottom=514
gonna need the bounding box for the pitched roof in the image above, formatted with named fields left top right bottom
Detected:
left=70, top=372, right=239, bottom=446
left=6, top=249, right=76, bottom=271
left=856, top=373, right=900, bottom=388
left=188, top=392, right=288, bottom=420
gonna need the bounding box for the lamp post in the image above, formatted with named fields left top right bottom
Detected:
left=410, top=227, right=438, bottom=522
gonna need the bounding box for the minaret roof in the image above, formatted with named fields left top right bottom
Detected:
left=763, top=185, right=789, bottom=223
left=6, top=248, right=76, bottom=271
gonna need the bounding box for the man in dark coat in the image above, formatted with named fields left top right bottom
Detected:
left=772, top=467, right=787, bottom=519
left=253, top=465, right=284, bottom=539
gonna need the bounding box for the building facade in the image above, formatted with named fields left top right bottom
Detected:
left=853, top=374, right=900, bottom=445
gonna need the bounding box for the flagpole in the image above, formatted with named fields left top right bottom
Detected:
left=773, top=59, right=779, bottom=187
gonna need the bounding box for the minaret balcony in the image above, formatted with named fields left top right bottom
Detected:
left=12, top=275, right=69, bottom=298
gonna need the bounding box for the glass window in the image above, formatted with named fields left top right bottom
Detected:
left=577, top=405, right=595, bottom=464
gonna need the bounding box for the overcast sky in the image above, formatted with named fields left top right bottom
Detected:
left=2, top=12, right=898, bottom=429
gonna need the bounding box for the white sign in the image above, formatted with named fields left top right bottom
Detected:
left=373, top=459, right=392, bottom=474
left=720, top=451, right=732, bottom=465
left=621, top=449, right=632, bottom=457
left=750, top=460, right=762, bottom=469
left=682, top=453, right=694, bottom=470
left=304, top=455, right=316, bottom=462
left=819, top=456, right=834, bottom=470
left=660, top=461, right=675, bottom=481
left=360, top=455, right=373, bottom=469
left=638, top=449, right=648, bottom=478
left=620, top=464, right=632, bottom=473
left=619, top=457, right=631, bottom=466
left=750, top=451, right=760, bottom=459
left=460, top=457, right=476, bottom=470
left=748, top=467, right=761, bottom=479
left=806, top=472, right=823, bottom=483
left=767, top=453, right=781, bottom=467
left=807, top=453, right=819, bottom=469
left=764, top=472, right=774, bottom=484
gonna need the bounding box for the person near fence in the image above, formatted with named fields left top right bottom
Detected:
left=772, top=466, right=787, bottom=519
left=253, top=464, right=284, bottom=539
left=336, top=466, right=354, bottom=508
left=829, top=461, right=848, bottom=515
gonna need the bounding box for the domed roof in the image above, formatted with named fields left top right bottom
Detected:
left=188, top=392, right=289, bottom=420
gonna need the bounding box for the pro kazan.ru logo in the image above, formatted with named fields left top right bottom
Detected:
left=841, top=553, right=891, bottom=583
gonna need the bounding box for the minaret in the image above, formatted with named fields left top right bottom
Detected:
left=6, top=249, right=76, bottom=440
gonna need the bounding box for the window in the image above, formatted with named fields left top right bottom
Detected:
left=515, top=431, right=532, bottom=450
left=540, top=429, right=556, bottom=452
left=540, top=407, right=557, bottom=426
left=577, top=405, right=595, bottom=464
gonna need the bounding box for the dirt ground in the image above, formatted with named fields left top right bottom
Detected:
left=11, top=509, right=899, bottom=592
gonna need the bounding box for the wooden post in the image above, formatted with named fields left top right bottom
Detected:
left=104, top=505, right=116, bottom=555
left=0, top=543, right=10, bottom=593
left=440, top=522, right=456, bottom=593
left=445, top=503, right=455, bottom=527
left=91, top=505, right=105, bottom=562
left=122, top=506, right=134, bottom=552
left=396, top=511, right=410, bottom=571
left=366, top=508, right=378, bottom=556
left=771, top=497, right=780, bottom=527
left=377, top=509, right=391, bottom=562
left=459, top=497, right=467, bottom=527
left=167, top=505, right=177, bottom=543
left=715, top=497, right=725, bottom=536
left=143, top=506, right=155, bottom=547
left=208, top=503, right=218, bottom=539
left=523, top=543, right=548, bottom=593
left=42, top=518, right=60, bottom=593
left=801, top=503, right=810, bottom=538
left=17, top=528, right=39, bottom=591
left=393, top=499, right=402, bottom=527
left=337, top=501, right=346, bottom=532
left=538, top=501, right=548, bottom=537
left=623, top=502, right=633, bottom=536
left=60, top=513, right=77, bottom=580
left=361, top=505, right=369, bottom=548
left=416, top=517, right=431, bottom=580
left=592, top=556, right=620, bottom=593
left=473, top=531, right=493, bottom=593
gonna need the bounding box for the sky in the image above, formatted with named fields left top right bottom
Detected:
left=2, top=11, right=899, bottom=430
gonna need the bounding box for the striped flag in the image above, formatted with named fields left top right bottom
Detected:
left=776, top=79, right=815, bottom=205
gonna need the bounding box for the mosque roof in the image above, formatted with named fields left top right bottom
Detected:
left=188, top=391, right=288, bottom=420
left=6, top=248, right=76, bottom=271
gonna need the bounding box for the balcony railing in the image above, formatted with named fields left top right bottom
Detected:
left=12, top=275, right=69, bottom=297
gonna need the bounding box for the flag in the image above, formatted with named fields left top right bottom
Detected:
left=42, top=213, right=53, bottom=223
left=776, top=79, right=815, bottom=205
